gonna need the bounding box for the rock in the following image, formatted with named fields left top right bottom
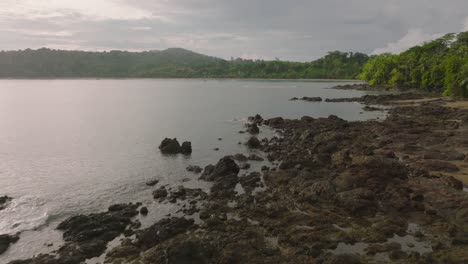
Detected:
left=239, top=172, right=262, bottom=193
left=420, top=160, right=459, bottom=172
left=159, top=138, right=181, bottom=154
left=248, top=114, right=263, bottom=124
left=145, top=179, right=159, bottom=186
left=232, top=153, right=248, bottom=162
left=289, top=97, right=299, bottom=101
left=213, top=148, right=220, bottom=151
left=153, top=187, right=168, bottom=200
left=140, top=207, right=148, bottom=216
left=239, top=163, right=251, bottom=170
left=246, top=137, right=261, bottom=149
left=200, top=156, right=240, bottom=181
left=301, top=96, right=323, bottom=102
left=0, top=195, right=12, bottom=210
left=246, top=123, right=260, bottom=134
left=248, top=154, right=264, bottom=161
left=186, top=165, right=203, bottom=174
left=264, top=117, right=284, bottom=127
left=180, top=141, right=192, bottom=154
left=0, top=234, right=19, bottom=255
left=158, top=138, right=192, bottom=154
left=135, top=217, right=195, bottom=250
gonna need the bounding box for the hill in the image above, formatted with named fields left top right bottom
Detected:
left=0, top=48, right=368, bottom=79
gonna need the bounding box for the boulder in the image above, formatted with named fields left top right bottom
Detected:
left=232, top=153, right=248, bottom=162
left=420, top=160, right=459, bottom=172
left=158, top=138, right=192, bottom=154
left=145, top=179, right=159, bottom=186
left=0, top=234, right=19, bottom=255
left=0, top=195, right=12, bottom=210
left=180, top=142, right=192, bottom=154
left=246, top=137, right=261, bottom=149
left=200, top=157, right=240, bottom=181
left=159, top=138, right=181, bottom=154
left=246, top=123, right=260, bottom=134
left=186, top=165, right=203, bottom=174
left=248, top=114, right=263, bottom=124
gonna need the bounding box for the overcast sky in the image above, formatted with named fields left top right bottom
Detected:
left=0, top=0, right=467, bottom=61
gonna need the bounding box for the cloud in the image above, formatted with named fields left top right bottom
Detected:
left=464, top=17, right=468, bottom=31
left=0, top=0, right=153, bottom=20
left=0, top=0, right=468, bottom=60
left=372, top=28, right=443, bottom=54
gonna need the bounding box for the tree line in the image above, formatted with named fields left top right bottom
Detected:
left=358, top=32, right=468, bottom=97
left=0, top=47, right=368, bottom=79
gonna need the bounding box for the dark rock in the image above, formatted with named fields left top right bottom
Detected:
left=246, top=137, right=261, bottom=149
left=0, top=195, right=12, bottom=210
left=180, top=141, right=192, bottom=154
left=186, top=165, right=203, bottom=174
left=232, top=153, right=248, bottom=162
left=301, top=96, right=323, bottom=102
left=145, top=179, right=159, bottom=186
left=420, top=160, right=459, bottom=172
left=248, top=114, right=263, bottom=124
left=159, top=138, right=181, bottom=154
left=289, top=97, right=299, bottom=101
left=135, top=217, right=195, bottom=250
left=159, top=138, right=192, bottom=154
left=140, top=207, right=148, bottom=216
left=248, top=154, right=264, bottom=161
left=153, top=187, right=168, bottom=200
left=246, top=123, right=260, bottom=134
left=200, top=156, right=240, bottom=181
left=0, top=234, right=19, bottom=255
left=239, top=163, right=251, bottom=170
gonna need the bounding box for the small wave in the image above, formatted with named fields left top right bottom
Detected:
left=0, top=195, right=49, bottom=235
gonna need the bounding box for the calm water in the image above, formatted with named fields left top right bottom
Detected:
left=0, top=79, right=382, bottom=261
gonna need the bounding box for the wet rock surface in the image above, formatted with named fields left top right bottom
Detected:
left=159, top=138, right=192, bottom=154
left=0, top=195, right=12, bottom=211
left=10, top=90, right=468, bottom=264
left=0, top=234, right=19, bottom=255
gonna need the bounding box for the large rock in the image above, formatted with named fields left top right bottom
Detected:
left=246, top=123, right=260, bottom=134
left=200, top=156, right=240, bottom=181
left=246, top=137, right=261, bottom=149
left=0, top=195, right=12, bottom=210
left=180, top=141, right=192, bottom=154
left=159, top=138, right=181, bottom=154
left=0, top=234, right=19, bottom=255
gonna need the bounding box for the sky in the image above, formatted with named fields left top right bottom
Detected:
left=0, top=0, right=467, bottom=61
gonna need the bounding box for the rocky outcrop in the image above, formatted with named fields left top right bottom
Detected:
left=159, top=138, right=192, bottom=154
left=246, top=123, right=260, bottom=134
left=0, top=234, right=19, bottom=255
left=0, top=195, right=12, bottom=211
left=246, top=136, right=261, bottom=149
left=186, top=165, right=202, bottom=173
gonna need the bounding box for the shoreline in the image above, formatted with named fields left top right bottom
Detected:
left=0, top=77, right=364, bottom=82
left=4, top=86, right=468, bottom=263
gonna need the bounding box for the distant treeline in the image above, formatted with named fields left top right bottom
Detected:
left=0, top=48, right=368, bottom=79
left=359, top=32, right=468, bottom=97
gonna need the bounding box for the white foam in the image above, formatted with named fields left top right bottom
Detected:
left=0, top=195, right=49, bottom=234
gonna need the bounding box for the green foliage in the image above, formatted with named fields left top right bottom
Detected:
left=0, top=48, right=368, bottom=79
left=359, top=32, right=468, bottom=97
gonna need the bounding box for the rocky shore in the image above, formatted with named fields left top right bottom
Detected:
left=7, top=88, right=468, bottom=264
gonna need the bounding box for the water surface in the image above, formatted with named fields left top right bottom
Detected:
left=0, top=79, right=382, bottom=261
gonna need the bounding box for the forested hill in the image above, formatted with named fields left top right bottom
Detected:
left=359, top=31, right=468, bottom=97
left=0, top=48, right=368, bottom=79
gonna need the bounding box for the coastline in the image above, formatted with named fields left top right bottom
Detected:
left=4, top=85, right=468, bottom=263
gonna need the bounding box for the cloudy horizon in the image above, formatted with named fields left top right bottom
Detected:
left=0, top=0, right=467, bottom=61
